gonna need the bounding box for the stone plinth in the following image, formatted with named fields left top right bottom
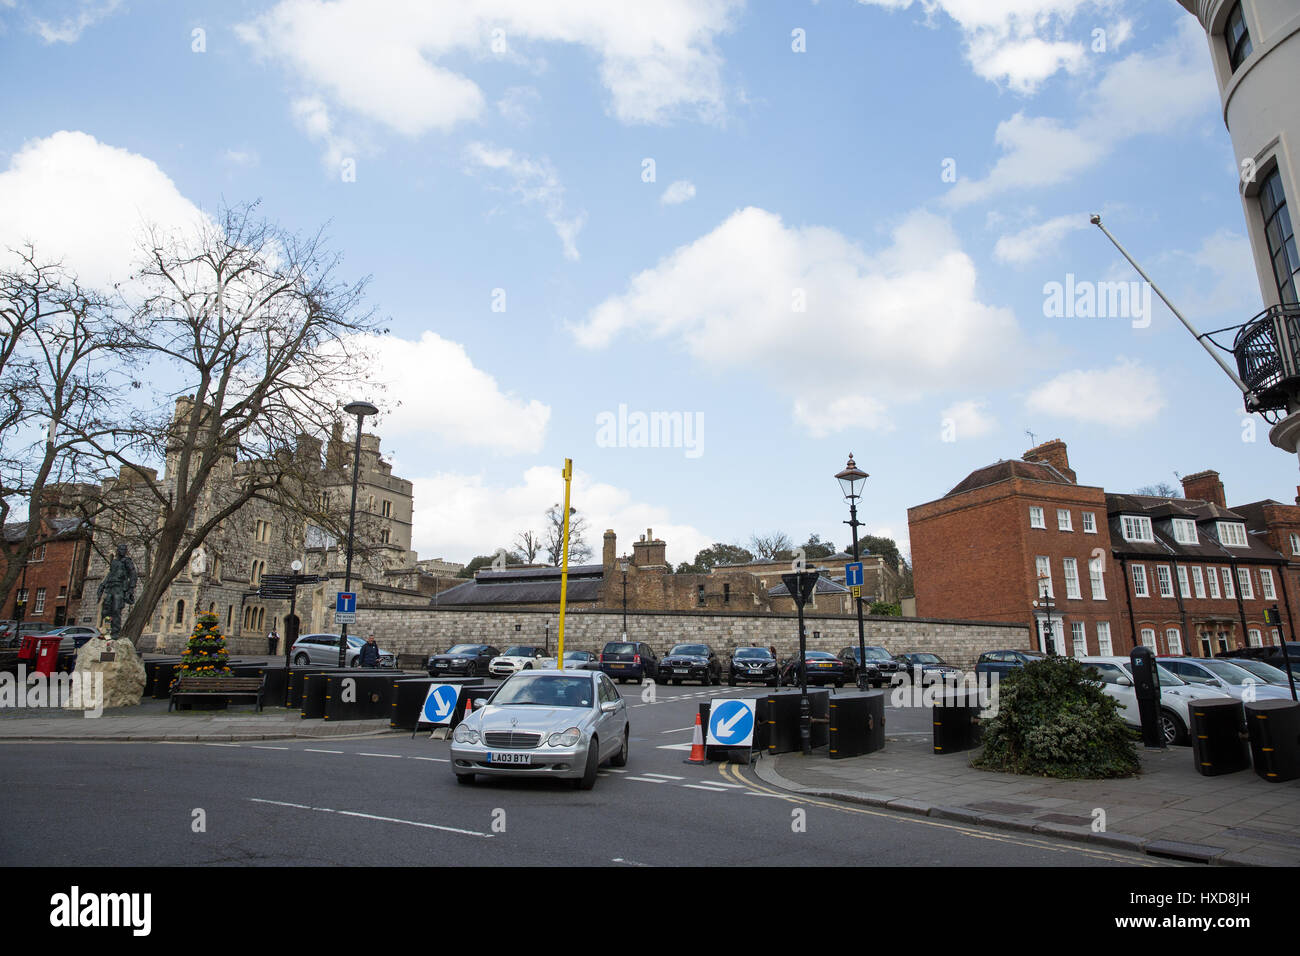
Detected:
left=64, top=638, right=146, bottom=710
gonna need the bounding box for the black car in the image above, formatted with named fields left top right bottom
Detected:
left=599, top=641, right=659, bottom=683
left=427, top=643, right=500, bottom=678
left=974, top=649, right=1045, bottom=678
left=837, top=645, right=902, bottom=688
left=894, top=652, right=962, bottom=685
left=659, top=643, right=721, bottom=685
left=727, top=647, right=779, bottom=686
left=779, top=650, right=850, bottom=687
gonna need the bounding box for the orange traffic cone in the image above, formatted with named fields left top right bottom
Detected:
left=463, top=695, right=472, bottom=717
left=684, top=711, right=707, bottom=765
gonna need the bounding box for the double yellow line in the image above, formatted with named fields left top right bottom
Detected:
left=715, top=763, right=1171, bottom=866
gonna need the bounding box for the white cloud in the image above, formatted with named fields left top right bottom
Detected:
left=237, top=0, right=740, bottom=143
left=857, top=0, right=1114, bottom=93
left=660, top=180, right=696, bottom=205
left=291, top=96, right=361, bottom=174
left=0, top=131, right=208, bottom=290
left=464, top=142, right=585, bottom=261
left=1025, top=358, right=1165, bottom=427
left=497, top=85, right=542, bottom=126
left=411, top=464, right=712, bottom=564
left=993, top=212, right=1089, bottom=264
left=940, top=399, right=997, bottom=439
left=948, top=17, right=1217, bottom=206
left=222, top=148, right=260, bottom=168
left=355, top=331, right=551, bottom=455
left=573, top=206, right=1023, bottom=433
left=29, top=0, right=122, bottom=43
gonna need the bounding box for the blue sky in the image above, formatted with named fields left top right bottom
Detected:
left=1, top=0, right=1292, bottom=568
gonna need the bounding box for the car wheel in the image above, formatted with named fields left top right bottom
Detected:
left=577, top=738, right=599, bottom=790
left=455, top=773, right=475, bottom=785
left=293, top=653, right=309, bottom=665
left=348, top=657, right=359, bottom=668
left=1160, top=709, right=1188, bottom=747
left=672, top=679, right=680, bottom=686
left=610, top=728, right=629, bottom=767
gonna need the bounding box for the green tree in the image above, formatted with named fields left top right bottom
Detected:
left=677, top=541, right=754, bottom=573
left=867, top=601, right=901, bottom=616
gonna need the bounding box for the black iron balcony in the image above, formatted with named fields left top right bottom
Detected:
left=1232, top=304, right=1300, bottom=415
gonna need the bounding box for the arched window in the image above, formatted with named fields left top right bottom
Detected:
left=175, top=600, right=185, bottom=626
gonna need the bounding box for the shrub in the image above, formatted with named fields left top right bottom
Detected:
left=973, top=656, right=1139, bottom=779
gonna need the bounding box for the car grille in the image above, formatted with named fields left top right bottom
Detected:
left=483, top=732, right=542, bottom=750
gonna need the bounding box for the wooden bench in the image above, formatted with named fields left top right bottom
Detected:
left=168, top=675, right=266, bottom=712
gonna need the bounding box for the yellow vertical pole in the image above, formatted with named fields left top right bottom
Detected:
left=557, top=458, right=573, bottom=670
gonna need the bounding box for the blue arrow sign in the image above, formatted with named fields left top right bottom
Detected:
left=336, top=592, right=357, bottom=614
left=707, top=699, right=756, bottom=747
left=845, top=562, right=863, bottom=587
left=420, top=684, right=462, bottom=726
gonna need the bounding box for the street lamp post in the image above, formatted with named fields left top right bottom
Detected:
left=835, top=454, right=870, bottom=690
left=1032, top=574, right=1057, bottom=656
left=336, top=400, right=378, bottom=667
left=620, top=558, right=629, bottom=640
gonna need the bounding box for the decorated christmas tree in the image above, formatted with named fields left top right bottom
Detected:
left=176, top=612, right=232, bottom=677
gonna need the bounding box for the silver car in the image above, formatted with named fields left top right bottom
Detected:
left=290, top=633, right=395, bottom=667
left=1159, top=657, right=1292, bottom=701
left=450, top=670, right=629, bottom=789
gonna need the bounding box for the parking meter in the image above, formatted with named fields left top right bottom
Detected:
left=1129, top=645, right=1165, bottom=749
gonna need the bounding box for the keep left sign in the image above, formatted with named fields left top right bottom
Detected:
left=707, top=698, right=756, bottom=747
left=420, top=684, right=462, bottom=726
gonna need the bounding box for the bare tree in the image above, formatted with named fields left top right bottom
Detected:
left=513, top=529, right=542, bottom=564
left=1136, top=482, right=1181, bottom=498
left=749, top=531, right=793, bottom=561
left=83, top=204, right=383, bottom=646
left=544, top=504, right=591, bottom=565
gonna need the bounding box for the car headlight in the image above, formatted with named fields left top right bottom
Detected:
left=547, top=727, right=582, bottom=747
left=453, top=724, right=479, bottom=745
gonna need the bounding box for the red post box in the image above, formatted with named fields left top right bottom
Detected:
left=33, top=636, right=63, bottom=677
left=17, top=635, right=39, bottom=665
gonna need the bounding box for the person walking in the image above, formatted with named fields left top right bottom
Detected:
left=267, top=627, right=279, bottom=655
left=358, top=634, right=381, bottom=668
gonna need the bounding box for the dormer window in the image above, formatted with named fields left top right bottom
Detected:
left=1121, top=515, right=1154, bottom=543
left=1225, top=2, right=1253, bottom=73
left=1171, top=518, right=1198, bottom=545
left=1218, top=521, right=1248, bottom=548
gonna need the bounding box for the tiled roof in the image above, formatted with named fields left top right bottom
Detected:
left=431, top=564, right=604, bottom=606
left=944, top=459, right=1073, bottom=498
left=3, top=517, right=90, bottom=544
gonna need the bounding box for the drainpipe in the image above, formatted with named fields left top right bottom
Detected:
left=1169, top=557, right=1190, bottom=652
left=1118, top=555, right=1139, bottom=653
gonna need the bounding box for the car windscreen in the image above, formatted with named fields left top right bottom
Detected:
left=492, top=674, right=594, bottom=708
left=670, top=644, right=709, bottom=656
left=603, top=643, right=637, bottom=654
left=734, top=648, right=772, bottom=659
left=912, top=654, right=942, bottom=664
left=446, top=645, right=480, bottom=655
left=805, top=651, right=835, bottom=660
left=1231, top=660, right=1290, bottom=682
left=863, top=647, right=891, bottom=660
left=1199, top=660, right=1254, bottom=684
left=1153, top=665, right=1188, bottom=685
left=503, top=646, right=538, bottom=656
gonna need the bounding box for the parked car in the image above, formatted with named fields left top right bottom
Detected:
left=427, top=643, right=500, bottom=678
left=1218, top=642, right=1300, bottom=672
left=779, top=649, right=850, bottom=687
left=837, top=645, right=903, bottom=687
left=893, top=652, right=963, bottom=685
left=450, top=669, right=629, bottom=789
left=33, top=625, right=103, bottom=654
left=536, top=650, right=602, bottom=671
left=974, top=650, right=1046, bottom=678
left=488, top=645, right=549, bottom=678
left=598, top=641, right=659, bottom=683
left=727, top=647, right=779, bottom=686
left=290, top=633, right=395, bottom=667
left=1079, top=656, right=1224, bottom=746
left=659, top=643, right=721, bottom=685
left=1158, top=657, right=1293, bottom=701
left=1224, top=657, right=1299, bottom=693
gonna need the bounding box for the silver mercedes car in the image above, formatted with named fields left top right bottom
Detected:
left=450, top=669, right=629, bottom=789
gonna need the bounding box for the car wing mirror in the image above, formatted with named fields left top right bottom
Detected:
left=600, top=701, right=620, bottom=713
left=1117, top=677, right=1133, bottom=687
left=473, top=698, right=489, bottom=709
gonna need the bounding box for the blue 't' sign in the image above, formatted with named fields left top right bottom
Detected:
left=336, top=592, right=357, bottom=614
left=845, top=563, right=863, bottom=587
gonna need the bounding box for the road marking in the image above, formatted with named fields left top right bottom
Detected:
left=603, top=768, right=627, bottom=773
left=358, top=752, right=402, bottom=758
left=660, top=726, right=696, bottom=734
left=248, top=798, right=493, bottom=838
left=640, top=772, right=684, bottom=780
left=625, top=776, right=670, bottom=784
left=304, top=749, right=343, bottom=754
left=682, top=784, right=729, bottom=792
left=656, top=742, right=694, bottom=751
left=410, top=756, right=448, bottom=762
left=611, top=858, right=650, bottom=866
left=251, top=745, right=289, bottom=751
left=203, top=742, right=241, bottom=748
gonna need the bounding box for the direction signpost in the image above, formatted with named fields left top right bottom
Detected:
left=256, top=569, right=327, bottom=705
left=781, top=569, right=821, bottom=755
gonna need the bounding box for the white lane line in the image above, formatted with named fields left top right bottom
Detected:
left=744, top=791, right=790, bottom=798
left=410, top=756, right=448, bottom=762
left=641, top=772, right=684, bottom=780
left=248, top=798, right=493, bottom=838
left=709, top=782, right=747, bottom=789
left=656, top=743, right=694, bottom=751
left=612, top=858, right=650, bottom=867
left=660, top=726, right=696, bottom=734
left=625, top=776, right=670, bottom=784
left=631, top=704, right=646, bottom=708
left=251, top=745, right=289, bottom=751
left=603, top=768, right=628, bottom=773
left=682, top=784, right=728, bottom=792
left=203, top=743, right=241, bottom=747
left=304, top=749, right=343, bottom=754
left=358, top=752, right=402, bottom=758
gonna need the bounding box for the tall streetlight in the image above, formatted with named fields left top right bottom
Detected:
left=337, top=400, right=378, bottom=667
left=835, top=454, right=870, bottom=690
left=1032, top=573, right=1057, bottom=656
left=620, top=558, right=629, bottom=640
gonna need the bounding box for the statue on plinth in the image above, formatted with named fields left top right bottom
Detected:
left=98, top=544, right=138, bottom=641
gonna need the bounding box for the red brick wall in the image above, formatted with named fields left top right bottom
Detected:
left=0, top=536, right=91, bottom=628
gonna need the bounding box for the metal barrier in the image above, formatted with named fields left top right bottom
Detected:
left=1189, top=697, right=1250, bottom=776
left=932, top=689, right=983, bottom=754
left=1246, top=699, right=1300, bottom=782
left=828, top=692, right=886, bottom=759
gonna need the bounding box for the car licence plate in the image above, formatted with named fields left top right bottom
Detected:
left=818, top=663, right=831, bottom=668
left=674, top=667, right=688, bottom=674
left=487, top=752, right=532, bottom=765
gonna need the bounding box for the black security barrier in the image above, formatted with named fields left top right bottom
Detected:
left=299, top=672, right=327, bottom=719
left=1245, top=698, right=1300, bottom=782
left=932, top=689, right=983, bottom=754
left=828, top=692, right=886, bottom=759
left=1189, top=697, right=1250, bottom=776
left=390, top=677, right=486, bottom=730
left=760, top=689, right=830, bottom=755
left=286, top=666, right=341, bottom=709
left=322, top=672, right=417, bottom=720
left=143, top=659, right=184, bottom=697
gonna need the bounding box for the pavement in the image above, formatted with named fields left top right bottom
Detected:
left=753, top=731, right=1300, bottom=867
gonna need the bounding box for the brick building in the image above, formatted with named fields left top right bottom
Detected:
left=1, top=514, right=93, bottom=631
left=909, top=439, right=1300, bottom=657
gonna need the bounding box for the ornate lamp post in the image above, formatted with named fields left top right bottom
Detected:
left=835, top=454, right=870, bottom=690
left=620, top=558, right=629, bottom=640
left=337, top=400, right=378, bottom=667
left=1032, top=573, right=1057, bottom=656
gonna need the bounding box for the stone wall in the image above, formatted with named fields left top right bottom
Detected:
left=348, top=604, right=1030, bottom=670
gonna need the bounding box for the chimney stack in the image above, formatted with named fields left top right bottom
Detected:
left=1022, top=438, right=1076, bottom=483
left=1181, top=470, right=1226, bottom=507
